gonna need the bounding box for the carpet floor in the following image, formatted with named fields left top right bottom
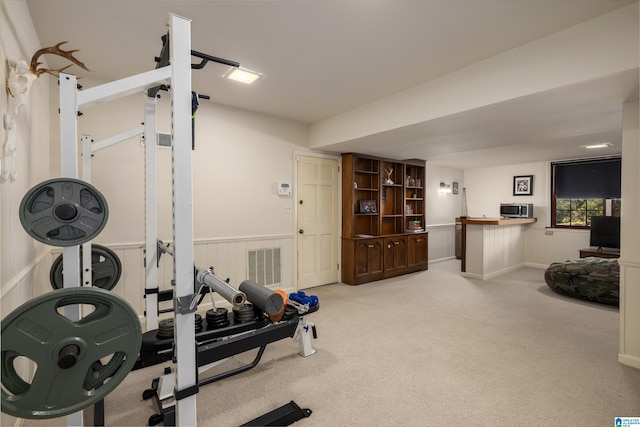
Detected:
left=23, top=259, right=640, bottom=426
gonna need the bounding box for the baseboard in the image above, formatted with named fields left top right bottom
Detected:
left=525, top=262, right=549, bottom=269
left=462, top=263, right=525, bottom=280
left=429, top=256, right=456, bottom=264
left=618, top=353, right=640, bottom=370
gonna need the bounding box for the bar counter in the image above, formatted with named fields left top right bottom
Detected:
left=461, top=217, right=537, bottom=279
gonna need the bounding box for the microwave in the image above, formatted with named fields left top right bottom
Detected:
left=500, top=203, right=533, bottom=218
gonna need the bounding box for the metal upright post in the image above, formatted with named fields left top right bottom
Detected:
left=145, top=94, right=160, bottom=331
left=169, top=14, right=198, bottom=426
left=81, top=135, right=93, bottom=289
left=59, top=73, right=83, bottom=427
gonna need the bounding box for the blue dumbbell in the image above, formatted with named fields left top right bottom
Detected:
left=289, top=291, right=319, bottom=307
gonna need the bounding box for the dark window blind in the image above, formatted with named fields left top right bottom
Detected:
left=554, top=158, right=621, bottom=199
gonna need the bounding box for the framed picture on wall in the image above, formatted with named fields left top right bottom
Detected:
left=359, top=199, right=377, bottom=213
left=513, top=175, right=533, bottom=196
left=452, top=182, right=459, bottom=194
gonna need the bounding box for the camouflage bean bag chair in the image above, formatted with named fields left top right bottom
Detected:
left=544, top=257, right=619, bottom=306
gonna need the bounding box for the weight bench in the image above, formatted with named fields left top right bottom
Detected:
left=137, top=304, right=318, bottom=426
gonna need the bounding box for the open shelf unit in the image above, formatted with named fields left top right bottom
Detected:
left=342, top=153, right=427, bottom=285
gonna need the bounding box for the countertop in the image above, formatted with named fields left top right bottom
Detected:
left=461, top=217, right=537, bottom=225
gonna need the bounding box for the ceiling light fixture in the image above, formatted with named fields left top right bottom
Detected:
left=224, top=67, right=262, bottom=84
left=580, top=143, right=612, bottom=149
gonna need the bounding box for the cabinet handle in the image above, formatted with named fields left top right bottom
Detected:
left=299, top=229, right=304, bottom=234
left=368, top=244, right=374, bottom=248
left=416, top=239, right=421, bottom=243
left=394, top=241, right=399, bottom=245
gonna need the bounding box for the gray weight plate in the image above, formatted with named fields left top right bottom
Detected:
left=1, top=287, right=141, bottom=419
left=19, top=178, right=108, bottom=247
left=50, top=244, right=122, bottom=291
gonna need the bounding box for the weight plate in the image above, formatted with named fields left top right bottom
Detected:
left=1, top=288, right=141, bottom=419
left=19, top=178, right=109, bottom=247
left=50, top=244, right=122, bottom=291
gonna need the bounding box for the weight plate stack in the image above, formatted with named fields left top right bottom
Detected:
left=19, top=178, right=109, bottom=247
left=233, top=303, right=257, bottom=323
left=206, top=308, right=230, bottom=329
left=194, top=313, right=203, bottom=332
left=50, top=244, right=122, bottom=291
left=157, top=318, right=175, bottom=339
left=1, top=287, right=141, bottom=419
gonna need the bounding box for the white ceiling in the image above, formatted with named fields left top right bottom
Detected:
left=24, top=0, right=639, bottom=169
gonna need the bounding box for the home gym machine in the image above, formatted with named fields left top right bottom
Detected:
left=1, top=13, right=318, bottom=427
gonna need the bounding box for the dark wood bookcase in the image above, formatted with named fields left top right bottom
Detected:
left=342, top=153, right=428, bottom=285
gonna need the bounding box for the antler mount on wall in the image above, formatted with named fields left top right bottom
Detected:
left=3, top=42, right=89, bottom=183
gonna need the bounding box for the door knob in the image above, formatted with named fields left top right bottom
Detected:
left=299, top=229, right=304, bottom=234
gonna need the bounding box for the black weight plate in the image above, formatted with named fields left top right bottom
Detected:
left=50, top=244, right=122, bottom=291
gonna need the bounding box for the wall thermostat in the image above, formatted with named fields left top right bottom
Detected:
left=277, top=182, right=292, bottom=196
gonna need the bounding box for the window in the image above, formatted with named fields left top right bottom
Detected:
left=551, top=157, right=621, bottom=228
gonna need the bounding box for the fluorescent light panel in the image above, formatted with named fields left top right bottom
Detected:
left=581, top=143, right=612, bottom=149
left=224, top=67, right=262, bottom=84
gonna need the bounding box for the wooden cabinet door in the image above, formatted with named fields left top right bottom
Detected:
left=354, top=239, right=383, bottom=281
left=407, top=233, right=428, bottom=269
left=384, top=236, right=407, bottom=274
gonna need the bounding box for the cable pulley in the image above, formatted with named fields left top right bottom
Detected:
left=19, top=178, right=109, bottom=247
left=50, top=244, right=122, bottom=291
left=1, top=287, right=141, bottom=419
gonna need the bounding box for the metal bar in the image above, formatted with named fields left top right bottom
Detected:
left=59, top=71, right=83, bottom=427
left=190, top=49, right=239, bottom=69
left=169, top=14, right=197, bottom=426
left=240, top=400, right=312, bottom=427
left=196, top=320, right=298, bottom=367
left=92, top=125, right=144, bottom=152
left=145, top=95, right=159, bottom=331
left=196, top=269, right=246, bottom=307
left=197, top=346, right=265, bottom=388
left=77, top=67, right=171, bottom=108
left=81, top=135, right=93, bottom=291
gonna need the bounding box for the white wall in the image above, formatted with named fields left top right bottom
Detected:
left=44, top=76, right=317, bottom=312
left=48, top=79, right=311, bottom=244
left=425, top=164, right=464, bottom=261
left=0, top=3, right=53, bottom=303
left=463, top=161, right=595, bottom=264
left=463, top=161, right=548, bottom=221
left=425, top=163, right=464, bottom=225
left=619, top=98, right=640, bottom=369
left=0, top=1, right=53, bottom=426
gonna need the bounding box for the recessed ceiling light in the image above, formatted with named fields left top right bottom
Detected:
left=224, top=67, right=262, bottom=84
left=580, top=143, right=612, bottom=149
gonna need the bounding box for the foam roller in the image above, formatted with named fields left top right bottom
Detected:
left=239, top=280, right=284, bottom=315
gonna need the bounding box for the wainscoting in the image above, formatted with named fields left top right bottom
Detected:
left=0, top=248, right=52, bottom=320
left=426, top=223, right=456, bottom=262
left=41, top=235, right=295, bottom=330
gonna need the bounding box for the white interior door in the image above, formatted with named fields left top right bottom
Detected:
left=297, top=155, right=339, bottom=289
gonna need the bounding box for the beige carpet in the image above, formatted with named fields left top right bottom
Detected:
left=23, top=260, right=640, bottom=426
